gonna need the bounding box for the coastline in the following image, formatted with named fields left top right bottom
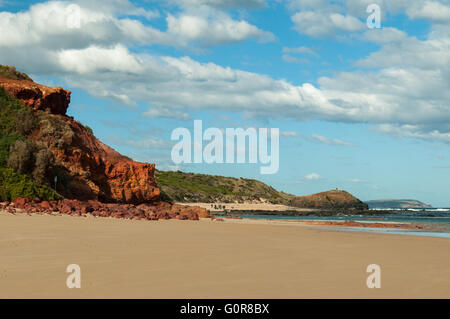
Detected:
left=1, top=210, right=449, bottom=298
left=179, top=202, right=409, bottom=217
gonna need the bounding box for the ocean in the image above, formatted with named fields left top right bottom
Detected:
left=237, top=208, right=450, bottom=238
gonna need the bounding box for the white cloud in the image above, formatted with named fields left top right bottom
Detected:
left=407, top=1, right=450, bottom=23
left=1, top=0, right=450, bottom=144
left=0, top=0, right=272, bottom=53
left=170, top=0, right=267, bottom=9
left=77, top=0, right=160, bottom=20
left=58, top=44, right=143, bottom=74
left=291, top=11, right=364, bottom=37
left=0, top=1, right=169, bottom=49
left=166, top=13, right=275, bottom=46
left=375, top=124, right=450, bottom=144
left=329, top=13, right=365, bottom=32
left=311, top=134, right=353, bottom=146
left=304, top=173, right=322, bottom=180
left=362, top=27, right=408, bottom=44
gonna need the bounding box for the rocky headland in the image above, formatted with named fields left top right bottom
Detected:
left=0, top=65, right=209, bottom=220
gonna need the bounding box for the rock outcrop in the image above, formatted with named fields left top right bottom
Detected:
left=365, top=199, right=432, bottom=209
left=290, top=190, right=369, bottom=211
left=0, top=76, right=71, bottom=115
left=3, top=197, right=210, bottom=220
left=0, top=70, right=160, bottom=205
left=38, top=115, right=161, bottom=203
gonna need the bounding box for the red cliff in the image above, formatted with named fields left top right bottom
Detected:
left=0, top=71, right=161, bottom=204
left=0, top=76, right=71, bottom=115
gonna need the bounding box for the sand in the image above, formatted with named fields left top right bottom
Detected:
left=180, top=202, right=311, bottom=212
left=0, top=211, right=449, bottom=298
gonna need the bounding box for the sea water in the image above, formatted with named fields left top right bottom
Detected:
left=237, top=209, right=450, bottom=238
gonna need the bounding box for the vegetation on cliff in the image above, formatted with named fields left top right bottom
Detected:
left=1, top=66, right=160, bottom=204
left=0, top=86, right=60, bottom=201
left=0, top=65, right=33, bottom=82
left=155, top=169, right=295, bottom=204
left=290, top=190, right=368, bottom=210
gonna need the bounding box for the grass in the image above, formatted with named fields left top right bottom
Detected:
left=0, top=65, right=33, bottom=81
left=155, top=169, right=294, bottom=204
left=0, top=168, right=61, bottom=202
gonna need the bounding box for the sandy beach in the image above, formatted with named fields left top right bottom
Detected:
left=0, top=211, right=449, bottom=298
left=180, top=202, right=310, bottom=212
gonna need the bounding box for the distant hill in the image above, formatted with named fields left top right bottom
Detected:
left=155, top=170, right=295, bottom=204
left=365, top=199, right=432, bottom=209
left=290, top=190, right=369, bottom=210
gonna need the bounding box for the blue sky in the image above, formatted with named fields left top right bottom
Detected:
left=1, top=0, right=449, bottom=206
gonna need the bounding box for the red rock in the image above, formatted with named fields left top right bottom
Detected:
left=156, top=211, right=170, bottom=220
left=40, top=201, right=51, bottom=210
left=13, top=197, right=30, bottom=208
left=0, top=75, right=71, bottom=115
left=0, top=73, right=159, bottom=204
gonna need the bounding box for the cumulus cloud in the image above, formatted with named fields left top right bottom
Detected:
left=169, top=0, right=267, bottom=9
left=163, top=0, right=274, bottom=46
left=291, top=11, right=364, bottom=37
left=166, top=13, right=275, bottom=46
left=0, top=1, right=170, bottom=49
left=0, top=0, right=272, bottom=54
left=407, top=1, right=450, bottom=23
left=1, top=0, right=450, bottom=144
left=375, top=124, right=450, bottom=144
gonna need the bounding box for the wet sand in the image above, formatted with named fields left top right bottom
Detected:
left=0, top=211, right=449, bottom=298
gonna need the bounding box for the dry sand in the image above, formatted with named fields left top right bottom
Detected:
left=180, top=202, right=313, bottom=212
left=0, top=211, right=449, bottom=298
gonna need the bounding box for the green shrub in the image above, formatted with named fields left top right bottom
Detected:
left=0, top=168, right=61, bottom=201
left=7, top=140, right=55, bottom=184
left=0, top=133, right=21, bottom=167
left=84, top=125, right=93, bottom=135
left=15, top=108, right=37, bottom=135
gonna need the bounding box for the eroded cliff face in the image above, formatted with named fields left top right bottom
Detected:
left=39, top=115, right=161, bottom=203
left=0, top=76, right=71, bottom=115
left=0, top=74, right=160, bottom=204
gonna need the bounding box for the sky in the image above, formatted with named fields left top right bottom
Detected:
left=0, top=0, right=449, bottom=206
